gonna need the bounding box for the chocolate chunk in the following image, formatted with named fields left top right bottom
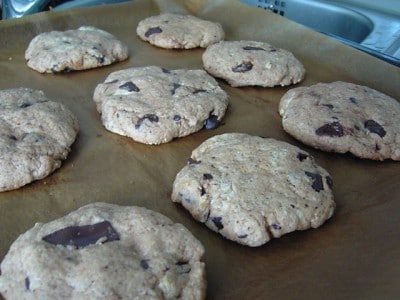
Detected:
left=119, top=81, right=140, bottom=92
left=271, top=223, right=282, bottom=230
left=326, top=176, right=333, bottom=189
left=200, top=186, right=206, bottom=196
left=211, top=217, right=224, bottom=230
left=242, top=46, right=266, bottom=51
left=238, top=234, right=248, bottom=239
left=204, top=114, right=220, bottom=129
left=305, top=171, right=324, bottom=192
left=145, top=26, right=162, bottom=37
left=232, top=61, right=253, bottom=73
left=135, top=114, right=159, bottom=129
left=322, top=104, right=334, bottom=109
left=315, top=121, right=344, bottom=137
left=9, top=135, right=17, bottom=141
left=309, top=91, right=321, bottom=99
left=25, top=277, right=30, bottom=291
left=94, top=55, right=105, bottom=64
left=173, top=115, right=181, bottom=122
left=188, top=157, right=201, bottom=165
left=364, top=119, right=386, bottom=137
left=203, top=173, right=213, bottom=180
left=171, top=83, right=181, bottom=95
left=161, top=68, right=171, bottom=74
left=192, top=89, right=207, bottom=94
left=20, top=102, right=32, bottom=108
left=140, top=259, right=149, bottom=270
left=42, top=221, right=120, bottom=249
left=349, top=97, right=358, bottom=104
left=297, top=152, right=308, bottom=161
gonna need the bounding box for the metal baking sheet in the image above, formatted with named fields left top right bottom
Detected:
left=1, top=0, right=399, bottom=298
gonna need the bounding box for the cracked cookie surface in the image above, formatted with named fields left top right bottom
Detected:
left=136, top=13, right=224, bottom=49
left=202, top=40, right=305, bottom=87
left=0, top=88, right=78, bottom=192
left=25, top=26, right=128, bottom=73
left=0, top=202, right=206, bottom=300
left=279, top=81, right=400, bottom=160
left=93, top=66, right=228, bottom=144
left=171, top=133, right=335, bottom=247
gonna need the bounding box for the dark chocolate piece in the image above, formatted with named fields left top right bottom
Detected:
left=321, top=104, right=334, bottom=109
left=119, top=81, right=140, bottom=92
left=161, top=68, right=171, bottom=74
left=9, top=135, right=17, bottom=141
left=25, top=277, right=30, bottom=291
left=271, top=223, right=282, bottom=230
left=305, top=171, right=324, bottom=192
left=232, top=61, right=253, bottom=73
left=238, top=234, right=248, bottom=239
left=96, top=55, right=105, bottom=64
left=296, top=152, right=308, bottom=161
left=242, top=46, right=265, bottom=51
left=192, top=89, right=207, bottom=94
left=211, top=217, right=224, bottom=230
left=204, top=114, right=220, bottom=129
left=42, top=221, right=119, bottom=249
left=140, top=259, right=149, bottom=270
left=20, top=102, right=32, bottom=108
left=364, top=119, right=386, bottom=137
left=173, top=115, right=181, bottom=122
left=349, top=97, right=358, bottom=104
left=135, top=114, right=159, bottom=129
left=200, top=186, right=206, bottom=196
left=315, top=121, right=344, bottom=137
left=203, top=173, right=213, bottom=180
left=145, top=26, right=162, bottom=37
left=171, top=83, right=181, bottom=95
left=188, top=158, right=201, bottom=165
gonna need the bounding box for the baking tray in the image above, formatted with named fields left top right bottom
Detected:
left=1, top=0, right=399, bottom=298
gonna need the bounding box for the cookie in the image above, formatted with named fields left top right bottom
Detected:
left=25, top=26, right=128, bottom=73
left=202, top=40, right=305, bottom=87
left=279, top=81, right=400, bottom=161
left=0, top=202, right=206, bottom=299
left=171, top=133, right=335, bottom=247
left=0, top=88, right=79, bottom=192
left=93, top=66, right=229, bottom=144
left=136, top=13, right=224, bottom=49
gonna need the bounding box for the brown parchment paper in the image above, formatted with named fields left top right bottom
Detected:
left=1, top=0, right=399, bottom=298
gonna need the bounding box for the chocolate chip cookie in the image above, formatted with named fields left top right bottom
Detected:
left=0, top=88, right=79, bottom=192
left=25, top=26, right=128, bottom=73
left=136, top=13, right=224, bottom=49
left=0, top=202, right=206, bottom=299
left=279, top=81, right=400, bottom=160
left=172, top=133, right=335, bottom=247
left=93, top=66, right=229, bottom=144
left=202, top=40, right=305, bottom=87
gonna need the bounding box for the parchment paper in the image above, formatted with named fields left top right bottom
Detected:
left=1, top=0, right=399, bottom=299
